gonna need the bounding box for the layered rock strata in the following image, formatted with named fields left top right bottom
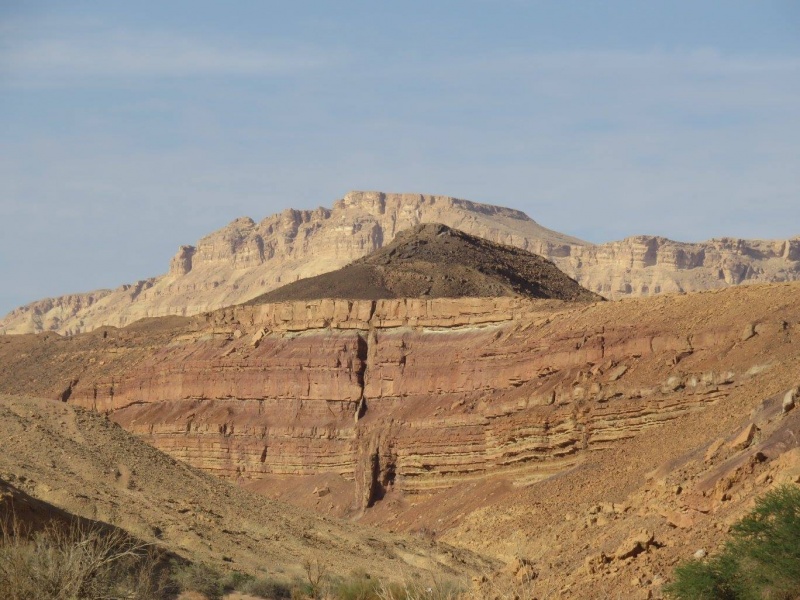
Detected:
left=3, top=191, right=798, bottom=335
left=564, top=235, right=800, bottom=297
left=2, top=282, right=798, bottom=518
left=0, top=395, right=491, bottom=580
left=0, top=192, right=581, bottom=335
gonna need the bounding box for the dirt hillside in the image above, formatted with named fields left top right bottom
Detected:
left=249, top=223, right=600, bottom=304
left=0, top=395, right=492, bottom=584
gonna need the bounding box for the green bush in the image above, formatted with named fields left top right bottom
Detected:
left=223, top=569, right=254, bottom=590
left=666, top=485, right=800, bottom=600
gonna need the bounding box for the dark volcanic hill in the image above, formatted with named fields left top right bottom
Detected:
left=249, top=223, right=601, bottom=304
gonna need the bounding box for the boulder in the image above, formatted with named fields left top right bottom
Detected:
left=783, top=387, right=797, bottom=414
left=614, top=529, right=655, bottom=560
left=608, top=365, right=628, bottom=382
left=728, top=423, right=757, bottom=451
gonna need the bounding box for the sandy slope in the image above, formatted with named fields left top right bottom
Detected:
left=0, top=395, right=492, bottom=584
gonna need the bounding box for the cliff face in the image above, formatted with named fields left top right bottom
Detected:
left=4, top=190, right=797, bottom=335
left=0, top=192, right=581, bottom=335
left=1, top=284, right=799, bottom=598
left=562, top=235, right=800, bottom=297
left=0, top=394, right=491, bottom=580
left=2, top=284, right=798, bottom=520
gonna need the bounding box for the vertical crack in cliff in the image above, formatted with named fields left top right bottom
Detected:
left=366, top=449, right=381, bottom=508
left=353, top=309, right=398, bottom=511
left=353, top=329, right=370, bottom=510
left=357, top=434, right=398, bottom=510
left=59, top=378, right=78, bottom=403
left=355, top=332, right=369, bottom=421
left=354, top=304, right=377, bottom=422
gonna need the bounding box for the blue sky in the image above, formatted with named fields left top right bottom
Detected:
left=1, top=1, right=799, bottom=315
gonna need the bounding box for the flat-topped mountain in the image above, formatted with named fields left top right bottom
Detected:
left=2, top=190, right=798, bottom=335
left=250, top=223, right=601, bottom=304
left=0, top=191, right=583, bottom=335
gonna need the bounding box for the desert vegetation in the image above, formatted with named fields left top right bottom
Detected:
left=0, top=515, right=172, bottom=600
left=165, top=560, right=462, bottom=600
left=0, top=513, right=462, bottom=600
left=666, top=485, right=800, bottom=600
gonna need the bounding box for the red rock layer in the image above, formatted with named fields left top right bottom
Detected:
left=36, top=284, right=797, bottom=514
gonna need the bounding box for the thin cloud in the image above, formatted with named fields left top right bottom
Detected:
left=374, top=48, right=800, bottom=132
left=0, top=28, right=331, bottom=84
left=436, top=48, right=800, bottom=76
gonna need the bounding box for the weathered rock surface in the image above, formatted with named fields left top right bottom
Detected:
left=1, top=283, right=798, bottom=513
left=1, top=282, right=800, bottom=598
left=0, top=395, right=490, bottom=581
left=563, top=235, right=800, bottom=297
left=0, top=192, right=580, bottom=335
left=3, top=191, right=798, bottom=334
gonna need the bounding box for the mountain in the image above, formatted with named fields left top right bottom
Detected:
left=1, top=281, right=799, bottom=597
left=2, top=190, right=798, bottom=335
left=249, top=223, right=601, bottom=304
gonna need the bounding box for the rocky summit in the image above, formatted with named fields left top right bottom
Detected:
left=2, top=190, right=798, bottom=335
left=249, top=223, right=601, bottom=304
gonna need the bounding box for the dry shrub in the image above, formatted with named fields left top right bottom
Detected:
left=374, top=574, right=462, bottom=600
left=0, top=513, right=173, bottom=600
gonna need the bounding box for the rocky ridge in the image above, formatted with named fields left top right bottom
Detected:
left=569, top=234, right=800, bottom=297
left=250, top=223, right=601, bottom=304
left=3, top=191, right=798, bottom=335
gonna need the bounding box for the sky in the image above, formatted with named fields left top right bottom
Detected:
left=1, top=1, right=799, bottom=316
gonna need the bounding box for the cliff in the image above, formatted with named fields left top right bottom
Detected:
left=1, top=283, right=799, bottom=597
left=249, top=222, right=601, bottom=303
left=0, top=284, right=796, bottom=510
left=0, top=192, right=581, bottom=335
left=3, top=190, right=797, bottom=335
left=0, top=395, right=490, bottom=581
left=562, top=234, right=800, bottom=296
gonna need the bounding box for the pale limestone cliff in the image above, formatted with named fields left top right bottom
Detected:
left=562, top=235, right=800, bottom=297
left=2, top=190, right=799, bottom=335
left=0, top=192, right=582, bottom=335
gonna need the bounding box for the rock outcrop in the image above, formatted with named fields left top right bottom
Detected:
left=563, top=235, right=800, bottom=297
left=249, top=223, right=601, bottom=304
left=3, top=191, right=798, bottom=335
left=1, top=283, right=798, bottom=518
left=1, top=282, right=799, bottom=598
left=0, top=395, right=490, bottom=580
left=0, top=192, right=581, bottom=335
